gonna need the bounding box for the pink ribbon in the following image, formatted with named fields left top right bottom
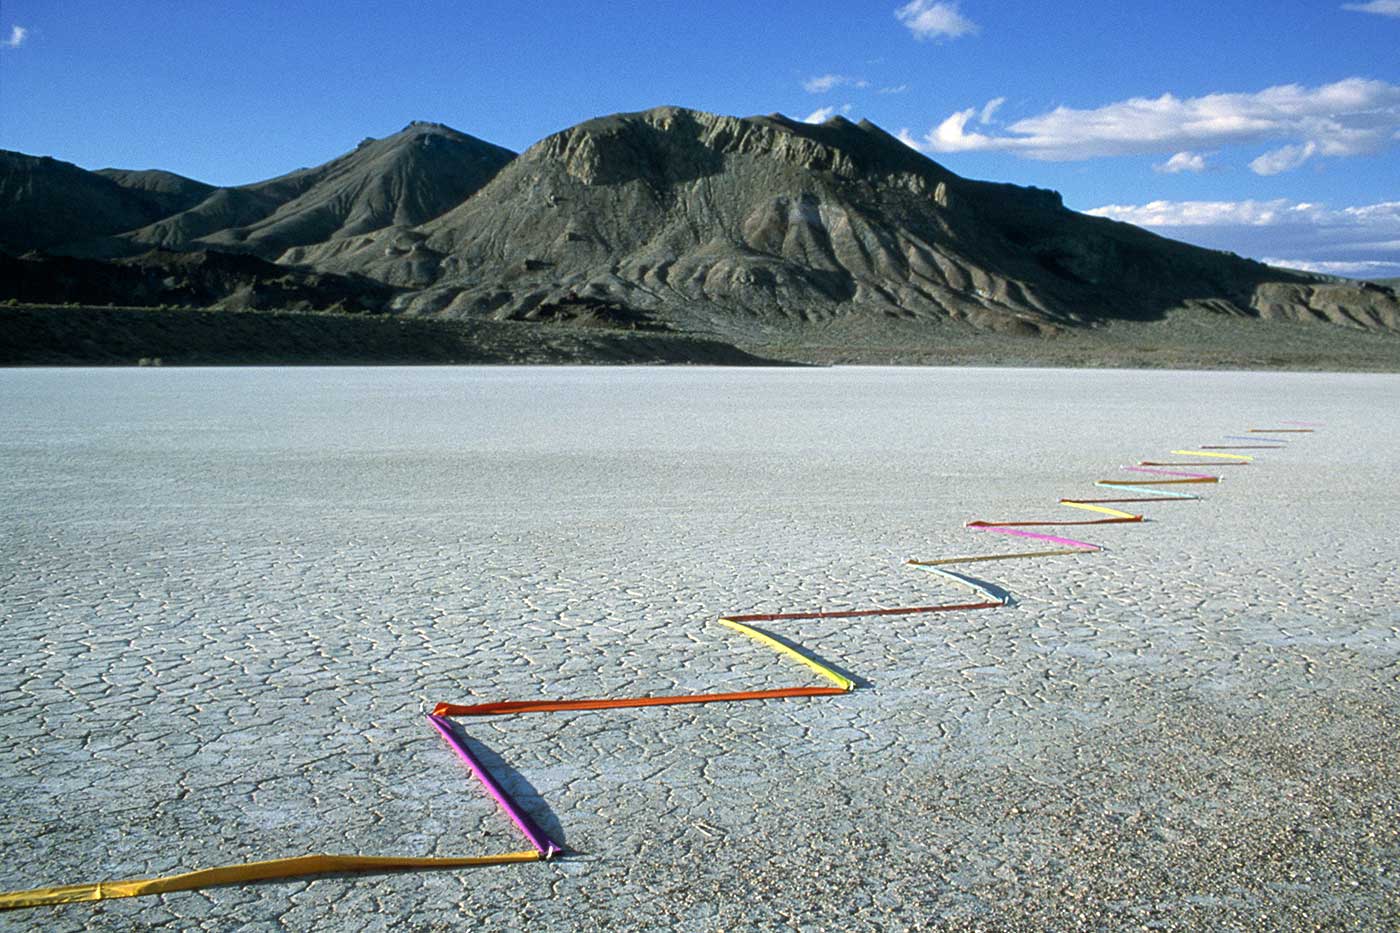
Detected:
left=1123, top=466, right=1217, bottom=480
left=427, top=715, right=561, bottom=858
left=966, top=526, right=1102, bottom=549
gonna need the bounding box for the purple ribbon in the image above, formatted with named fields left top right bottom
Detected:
left=426, top=714, right=561, bottom=858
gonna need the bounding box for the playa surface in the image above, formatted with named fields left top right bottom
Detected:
left=1, top=366, right=1396, bottom=931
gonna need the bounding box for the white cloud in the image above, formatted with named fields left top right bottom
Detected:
left=1342, top=1, right=1400, bottom=16
left=1086, top=199, right=1327, bottom=227
left=895, top=1, right=978, bottom=40
left=978, top=96, right=1006, bottom=124
left=896, top=127, right=923, bottom=149
left=879, top=84, right=911, bottom=95
left=803, top=105, right=853, bottom=124
left=1084, top=198, right=1400, bottom=277
left=2, top=24, right=27, bottom=48
left=1258, top=257, right=1400, bottom=277
left=803, top=74, right=868, bottom=94
left=1154, top=151, right=1208, bottom=173
left=1248, top=141, right=1317, bottom=175
left=907, top=78, right=1400, bottom=173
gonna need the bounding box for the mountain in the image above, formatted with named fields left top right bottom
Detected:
left=294, top=107, right=1398, bottom=334
left=0, top=151, right=209, bottom=254
left=4, top=108, right=1397, bottom=350
left=93, top=167, right=217, bottom=217
left=102, top=122, right=514, bottom=259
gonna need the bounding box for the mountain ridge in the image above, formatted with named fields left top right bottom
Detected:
left=291, top=106, right=1395, bottom=334
left=52, top=123, right=515, bottom=260
left=4, top=107, right=1397, bottom=343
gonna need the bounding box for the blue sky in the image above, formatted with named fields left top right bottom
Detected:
left=2, top=1, right=1397, bottom=276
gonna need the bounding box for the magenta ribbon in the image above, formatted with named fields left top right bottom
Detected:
left=966, top=526, right=1102, bottom=549
left=1123, top=466, right=1217, bottom=479
left=426, top=714, right=562, bottom=858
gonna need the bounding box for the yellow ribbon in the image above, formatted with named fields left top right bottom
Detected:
left=717, top=617, right=855, bottom=691
left=1058, top=501, right=1140, bottom=519
left=1170, top=450, right=1254, bottom=461
left=0, top=852, right=541, bottom=911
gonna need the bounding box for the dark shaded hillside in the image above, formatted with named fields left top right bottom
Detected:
left=0, top=151, right=209, bottom=253
left=104, top=123, right=514, bottom=259
left=0, top=250, right=396, bottom=312
left=93, top=167, right=216, bottom=217
left=0, top=304, right=787, bottom=366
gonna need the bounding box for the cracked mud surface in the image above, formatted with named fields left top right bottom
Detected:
left=1, top=366, right=1397, bottom=931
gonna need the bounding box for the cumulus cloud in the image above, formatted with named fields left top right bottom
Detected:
left=896, top=127, right=923, bottom=149
left=803, top=74, right=869, bottom=94
left=1085, top=199, right=1400, bottom=277
left=1342, top=1, right=1400, bottom=16
left=895, top=1, right=978, bottom=40
left=1154, top=151, right=1208, bottom=173
left=1248, top=141, right=1318, bottom=175
left=2, top=24, right=27, bottom=48
left=907, top=78, right=1400, bottom=173
left=978, top=96, right=1006, bottom=124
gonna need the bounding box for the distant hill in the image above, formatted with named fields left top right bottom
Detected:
left=71, top=123, right=515, bottom=260
left=93, top=167, right=217, bottom=217
left=0, top=151, right=209, bottom=253
left=296, top=107, right=1399, bottom=335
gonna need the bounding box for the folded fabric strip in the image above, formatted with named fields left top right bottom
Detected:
left=426, top=715, right=562, bottom=857
left=965, top=526, right=1103, bottom=550
left=966, top=501, right=1142, bottom=528
left=1170, top=450, right=1253, bottom=461
left=0, top=852, right=541, bottom=911
left=720, top=602, right=1001, bottom=622
left=1093, top=482, right=1198, bottom=498
left=432, top=686, right=848, bottom=717
left=716, top=618, right=855, bottom=691
left=912, top=566, right=1011, bottom=605
left=1060, top=496, right=1190, bottom=504
left=906, top=548, right=1092, bottom=567
left=1122, top=466, right=1219, bottom=480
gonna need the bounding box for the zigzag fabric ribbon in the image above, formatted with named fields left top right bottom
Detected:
left=2, top=424, right=1313, bottom=912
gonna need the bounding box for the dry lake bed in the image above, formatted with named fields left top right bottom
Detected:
left=1, top=366, right=1397, bottom=931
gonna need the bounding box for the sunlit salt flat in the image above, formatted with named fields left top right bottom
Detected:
left=2, top=366, right=1397, bottom=930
